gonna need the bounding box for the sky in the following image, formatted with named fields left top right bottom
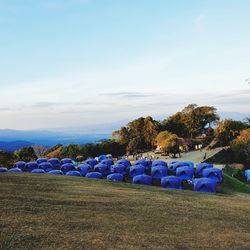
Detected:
left=0, top=0, right=250, bottom=130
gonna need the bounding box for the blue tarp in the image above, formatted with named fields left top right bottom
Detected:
left=86, top=172, right=102, bottom=179
left=130, top=165, right=145, bottom=178
left=133, top=174, right=152, bottom=185
left=107, top=173, right=124, bottom=182
left=0, top=167, right=8, bottom=173
left=48, top=170, right=64, bottom=175
left=66, top=170, right=81, bottom=177
left=196, top=163, right=213, bottom=176
left=202, top=168, right=222, bottom=183
left=8, top=167, right=22, bottom=173
left=31, top=169, right=46, bottom=174
left=161, top=176, right=182, bottom=189
left=151, top=166, right=168, bottom=180
left=176, top=166, right=194, bottom=181
left=152, top=160, right=167, bottom=167
left=76, top=164, right=93, bottom=176
left=25, top=162, right=39, bottom=172
left=94, top=163, right=111, bottom=177
left=245, top=170, right=250, bottom=182
left=110, top=163, right=127, bottom=175
left=14, top=161, right=26, bottom=170
left=85, top=158, right=98, bottom=168
left=194, top=178, right=216, bottom=193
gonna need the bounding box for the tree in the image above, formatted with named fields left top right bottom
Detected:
left=14, top=147, right=37, bottom=162
left=215, top=119, right=247, bottom=146
left=0, top=151, right=15, bottom=168
left=156, top=131, right=180, bottom=157
left=231, top=128, right=250, bottom=166
left=58, top=144, right=81, bottom=159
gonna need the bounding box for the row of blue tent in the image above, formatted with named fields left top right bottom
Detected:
left=0, top=156, right=226, bottom=193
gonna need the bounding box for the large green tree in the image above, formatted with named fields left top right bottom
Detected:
left=14, top=147, right=37, bottom=162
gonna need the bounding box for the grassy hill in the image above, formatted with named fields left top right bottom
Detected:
left=1, top=174, right=250, bottom=249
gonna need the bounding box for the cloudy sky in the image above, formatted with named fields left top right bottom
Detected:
left=0, top=0, right=250, bottom=130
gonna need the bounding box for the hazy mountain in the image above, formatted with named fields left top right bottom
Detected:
left=0, top=140, right=33, bottom=152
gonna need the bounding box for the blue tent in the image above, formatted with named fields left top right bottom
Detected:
left=0, top=167, right=8, bottom=173
left=98, top=155, right=107, bottom=162
left=168, top=162, right=189, bottom=174
left=184, top=161, right=194, bottom=168
left=176, top=166, right=194, bottom=181
left=110, top=163, right=127, bottom=175
left=8, top=167, right=22, bottom=173
left=14, top=161, right=26, bottom=171
left=48, top=158, right=60, bottom=168
left=66, top=170, right=81, bottom=177
left=117, top=159, right=131, bottom=168
left=94, top=163, right=111, bottom=177
left=39, top=162, right=53, bottom=172
left=101, top=159, right=114, bottom=167
left=60, top=158, right=73, bottom=165
left=85, top=158, right=98, bottom=168
left=86, top=172, right=102, bottom=179
left=76, top=164, right=93, bottom=176
left=130, top=165, right=145, bottom=178
left=245, top=170, right=250, bottom=182
left=24, top=162, right=39, bottom=172
left=194, top=178, right=216, bottom=193
left=161, top=176, right=182, bottom=189
left=133, top=175, right=152, bottom=185
left=196, top=163, right=213, bottom=176
left=37, top=158, right=47, bottom=165
left=202, top=168, right=222, bottom=183
left=134, top=159, right=152, bottom=169
left=31, top=169, right=46, bottom=174
left=152, top=160, right=167, bottom=168
left=107, top=173, right=124, bottom=182
left=151, top=166, right=168, bottom=180
left=60, top=163, right=75, bottom=173
left=48, top=170, right=64, bottom=175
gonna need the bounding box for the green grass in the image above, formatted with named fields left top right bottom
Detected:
left=1, top=173, right=250, bottom=249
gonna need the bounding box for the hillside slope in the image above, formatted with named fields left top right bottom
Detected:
left=0, top=174, right=250, bottom=249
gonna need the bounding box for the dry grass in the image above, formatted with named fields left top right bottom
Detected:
left=0, top=173, right=250, bottom=250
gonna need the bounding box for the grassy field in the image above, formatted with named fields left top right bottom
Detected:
left=1, top=174, right=250, bottom=249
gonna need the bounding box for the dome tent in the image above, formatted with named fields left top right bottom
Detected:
left=202, top=168, right=222, bottom=183
left=48, top=158, right=60, bottom=168
left=86, top=172, right=102, bottom=179
left=133, top=175, right=152, bottom=185
left=14, top=161, right=26, bottom=171
left=60, top=163, right=75, bottom=173
left=37, top=158, right=47, bottom=165
left=111, top=163, right=127, bottom=175
left=49, top=170, right=64, bottom=175
left=117, top=159, right=131, bottom=169
left=24, top=162, right=39, bottom=172
left=32, top=169, right=46, bottom=174
left=176, top=166, right=194, bottom=181
left=168, top=162, right=189, bottom=174
left=107, top=173, right=124, bottom=182
left=85, top=158, right=98, bottom=168
left=94, top=163, right=111, bottom=177
left=151, top=166, right=168, bottom=180
left=66, top=171, right=81, bottom=177
left=194, top=178, right=216, bottom=193
left=60, top=158, right=73, bottom=165
left=98, top=155, right=107, bottom=162
left=8, top=167, right=22, bottom=173
left=0, top=167, right=8, bottom=173
left=129, top=165, right=145, bottom=178
left=39, top=162, right=53, bottom=172
left=76, top=164, right=93, bottom=176
left=101, top=159, right=114, bottom=167
left=135, top=159, right=152, bottom=169
left=184, top=161, right=194, bottom=168
left=152, top=160, right=167, bottom=168
left=161, top=176, right=182, bottom=189
left=245, top=170, right=250, bottom=182
left=196, top=163, right=213, bottom=176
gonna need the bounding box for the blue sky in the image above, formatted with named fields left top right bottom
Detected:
left=0, top=0, right=250, bottom=130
